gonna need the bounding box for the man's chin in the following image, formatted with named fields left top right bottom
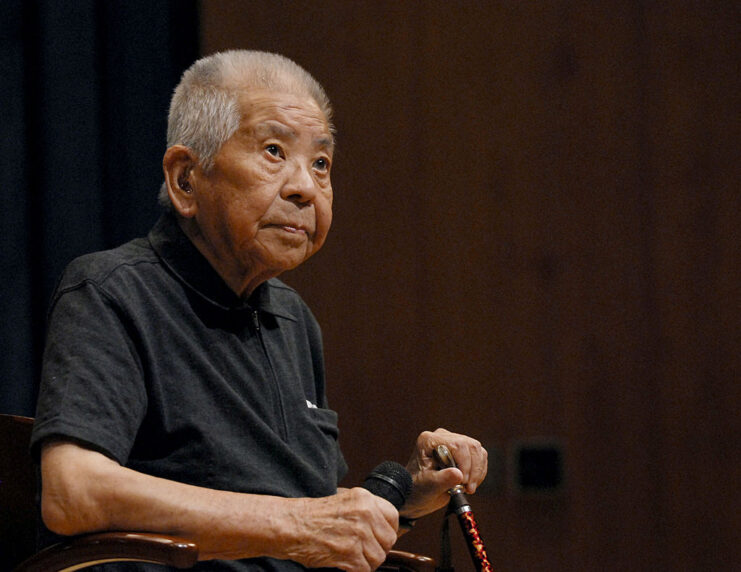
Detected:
left=264, top=249, right=316, bottom=274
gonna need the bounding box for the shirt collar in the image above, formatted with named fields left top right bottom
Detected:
left=148, top=213, right=297, bottom=320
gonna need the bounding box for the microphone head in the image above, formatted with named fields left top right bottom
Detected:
left=362, top=460, right=413, bottom=509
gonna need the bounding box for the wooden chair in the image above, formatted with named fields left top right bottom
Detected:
left=0, top=414, right=434, bottom=572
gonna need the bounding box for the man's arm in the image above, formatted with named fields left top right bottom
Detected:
left=40, top=440, right=398, bottom=571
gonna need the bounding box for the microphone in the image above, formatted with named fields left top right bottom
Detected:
left=434, top=445, right=494, bottom=572
left=361, top=460, right=413, bottom=509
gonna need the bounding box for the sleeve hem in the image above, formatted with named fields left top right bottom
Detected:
left=31, top=417, right=129, bottom=466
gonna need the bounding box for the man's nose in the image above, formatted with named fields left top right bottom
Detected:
left=281, top=161, right=317, bottom=203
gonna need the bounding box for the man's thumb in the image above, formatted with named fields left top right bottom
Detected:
left=434, top=467, right=464, bottom=491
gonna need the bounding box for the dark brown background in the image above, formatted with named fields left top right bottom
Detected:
left=201, top=2, right=739, bottom=570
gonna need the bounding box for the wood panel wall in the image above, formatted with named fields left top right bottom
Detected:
left=200, top=2, right=739, bottom=570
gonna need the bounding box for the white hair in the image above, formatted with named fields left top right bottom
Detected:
left=158, top=50, right=333, bottom=209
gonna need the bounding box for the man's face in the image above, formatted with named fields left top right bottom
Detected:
left=190, top=88, right=334, bottom=294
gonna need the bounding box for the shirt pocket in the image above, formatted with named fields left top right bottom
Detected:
left=307, top=406, right=348, bottom=484
left=308, top=406, right=340, bottom=441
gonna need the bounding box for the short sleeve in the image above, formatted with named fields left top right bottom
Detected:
left=31, top=278, right=147, bottom=464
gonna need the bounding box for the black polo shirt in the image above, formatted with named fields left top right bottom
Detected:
left=32, top=213, right=347, bottom=571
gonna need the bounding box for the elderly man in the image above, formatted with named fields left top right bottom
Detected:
left=32, top=50, right=487, bottom=572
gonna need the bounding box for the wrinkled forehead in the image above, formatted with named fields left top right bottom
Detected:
left=223, top=66, right=333, bottom=128
left=236, top=88, right=334, bottom=148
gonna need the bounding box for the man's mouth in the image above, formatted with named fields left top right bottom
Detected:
left=267, top=222, right=309, bottom=235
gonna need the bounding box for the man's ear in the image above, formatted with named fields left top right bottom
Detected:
left=163, top=145, right=199, bottom=218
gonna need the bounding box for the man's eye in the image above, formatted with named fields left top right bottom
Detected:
left=314, top=157, right=329, bottom=171
left=266, top=144, right=281, bottom=157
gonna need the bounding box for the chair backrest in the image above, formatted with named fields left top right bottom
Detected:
left=0, top=414, right=37, bottom=570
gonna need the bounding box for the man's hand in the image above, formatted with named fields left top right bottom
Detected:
left=402, top=428, right=488, bottom=519
left=284, top=488, right=399, bottom=571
